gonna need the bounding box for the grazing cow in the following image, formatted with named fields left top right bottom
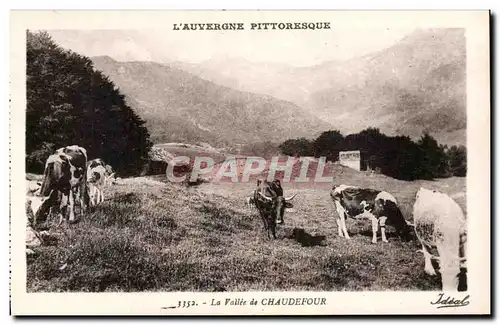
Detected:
left=330, top=184, right=411, bottom=243
left=253, top=179, right=297, bottom=239
left=412, top=187, right=467, bottom=291
left=36, top=145, right=89, bottom=225
left=86, top=158, right=114, bottom=206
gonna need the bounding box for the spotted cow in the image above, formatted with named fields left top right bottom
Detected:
left=330, top=184, right=411, bottom=243
left=36, top=145, right=89, bottom=224
left=86, top=158, right=114, bottom=207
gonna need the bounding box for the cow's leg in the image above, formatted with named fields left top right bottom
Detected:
left=333, top=202, right=343, bottom=237
left=94, top=187, right=99, bottom=205
left=271, top=220, right=277, bottom=239
left=80, top=179, right=88, bottom=214
left=68, top=189, right=76, bottom=223
left=340, top=212, right=350, bottom=239
left=261, top=214, right=268, bottom=231
left=419, top=244, right=437, bottom=276
left=335, top=217, right=343, bottom=237
left=90, top=186, right=96, bottom=207
left=379, top=216, right=388, bottom=243
left=335, top=201, right=350, bottom=239
left=58, top=192, right=68, bottom=225
left=100, top=187, right=104, bottom=203
left=371, top=216, right=378, bottom=244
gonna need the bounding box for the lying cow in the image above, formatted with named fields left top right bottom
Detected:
left=412, top=187, right=467, bottom=291
left=330, top=184, right=411, bottom=243
left=35, top=145, right=89, bottom=225
left=86, top=158, right=115, bottom=207
left=253, top=179, right=297, bottom=239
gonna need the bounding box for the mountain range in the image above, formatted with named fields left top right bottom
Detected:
left=92, top=56, right=333, bottom=147
left=91, top=28, right=466, bottom=148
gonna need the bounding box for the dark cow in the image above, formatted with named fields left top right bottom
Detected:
left=36, top=145, right=89, bottom=225
left=330, top=184, right=411, bottom=243
left=253, top=179, right=297, bottom=239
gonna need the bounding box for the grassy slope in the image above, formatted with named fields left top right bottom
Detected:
left=26, top=173, right=465, bottom=292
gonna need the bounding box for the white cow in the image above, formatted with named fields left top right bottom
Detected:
left=412, top=187, right=467, bottom=291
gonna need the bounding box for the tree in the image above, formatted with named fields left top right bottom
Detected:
left=313, top=130, right=344, bottom=161
left=416, top=132, right=448, bottom=180
left=278, top=138, right=314, bottom=157
left=26, top=30, right=152, bottom=175
left=447, top=145, right=467, bottom=177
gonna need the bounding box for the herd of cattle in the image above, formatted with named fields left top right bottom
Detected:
left=26, top=145, right=115, bottom=227
left=25, top=145, right=467, bottom=292
left=248, top=178, right=467, bottom=292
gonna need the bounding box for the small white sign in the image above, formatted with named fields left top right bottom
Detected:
left=339, top=150, right=361, bottom=171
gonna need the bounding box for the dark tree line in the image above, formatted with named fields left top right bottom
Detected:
left=26, top=31, right=152, bottom=175
left=279, top=127, right=466, bottom=181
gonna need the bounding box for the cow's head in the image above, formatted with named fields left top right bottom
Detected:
left=257, top=190, right=297, bottom=224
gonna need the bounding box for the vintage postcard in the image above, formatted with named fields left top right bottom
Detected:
left=10, top=10, right=490, bottom=316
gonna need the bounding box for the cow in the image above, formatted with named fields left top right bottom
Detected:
left=35, top=145, right=89, bottom=225
left=86, top=158, right=114, bottom=207
left=412, top=187, right=467, bottom=291
left=330, top=184, right=412, bottom=243
left=253, top=179, right=297, bottom=239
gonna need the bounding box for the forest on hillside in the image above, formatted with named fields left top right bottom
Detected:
left=26, top=31, right=152, bottom=175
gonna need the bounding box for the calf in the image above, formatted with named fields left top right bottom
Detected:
left=330, top=184, right=411, bottom=243
left=412, top=187, right=467, bottom=291
left=87, top=169, right=107, bottom=206
left=253, top=179, right=297, bottom=239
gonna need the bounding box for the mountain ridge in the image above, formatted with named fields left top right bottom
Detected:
left=91, top=56, right=333, bottom=148
left=169, top=28, right=466, bottom=146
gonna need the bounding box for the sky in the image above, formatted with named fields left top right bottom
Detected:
left=45, top=27, right=416, bottom=67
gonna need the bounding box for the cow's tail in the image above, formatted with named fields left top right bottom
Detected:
left=384, top=200, right=412, bottom=241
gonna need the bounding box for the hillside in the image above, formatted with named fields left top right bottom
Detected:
left=91, top=56, right=333, bottom=146
left=307, top=28, right=466, bottom=145
left=171, top=29, right=466, bottom=146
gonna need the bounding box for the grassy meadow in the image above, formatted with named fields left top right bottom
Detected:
left=26, top=168, right=466, bottom=292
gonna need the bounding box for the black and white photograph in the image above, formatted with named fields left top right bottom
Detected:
left=10, top=10, right=490, bottom=316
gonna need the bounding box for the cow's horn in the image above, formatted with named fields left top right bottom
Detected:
left=405, top=220, right=415, bottom=227
left=285, top=193, right=298, bottom=201
left=258, top=192, right=273, bottom=201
